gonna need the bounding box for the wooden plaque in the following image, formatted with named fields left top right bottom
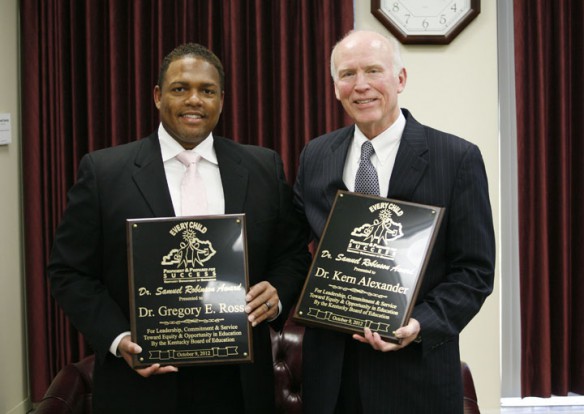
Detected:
left=127, top=215, right=252, bottom=367
left=294, top=191, right=443, bottom=343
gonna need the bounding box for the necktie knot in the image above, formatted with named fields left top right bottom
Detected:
left=176, top=151, right=202, bottom=166
left=360, top=141, right=375, bottom=161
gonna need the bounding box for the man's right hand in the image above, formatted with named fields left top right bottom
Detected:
left=118, top=335, right=179, bottom=378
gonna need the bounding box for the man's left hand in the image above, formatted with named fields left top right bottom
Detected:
left=353, top=318, right=420, bottom=352
left=245, top=281, right=279, bottom=327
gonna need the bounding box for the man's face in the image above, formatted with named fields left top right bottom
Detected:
left=333, top=33, right=406, bottom=139
left=154, top=56, right=224, bottom=149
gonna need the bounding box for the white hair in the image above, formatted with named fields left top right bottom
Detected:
left=330, top=31, right=405, bottom=81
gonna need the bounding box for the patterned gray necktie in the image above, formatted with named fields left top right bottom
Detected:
left=354, top=140, right=380, bottom=196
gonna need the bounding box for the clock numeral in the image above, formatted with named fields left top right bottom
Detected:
left=392, top=2, right=400, bottom=12
left=405, top=13, right=410, bottom=24
left=450, top=4, right=458, bottom=13
left=440, top=14, right=447, bottom=25
left=422, top=19, right=429, bottom=30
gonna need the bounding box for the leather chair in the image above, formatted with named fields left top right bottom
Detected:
left=271, top=318, right=304, bottom=413
left=35, top=355, right=93, bottom=414
left=35, top=317, right=481, bottom=413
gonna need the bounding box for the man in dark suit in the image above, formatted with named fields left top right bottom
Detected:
left=48, top=43, right=310, bottom=413
left=294, top=30, right=495, bottom=413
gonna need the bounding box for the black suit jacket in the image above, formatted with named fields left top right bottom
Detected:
left=48, top=132, right=310, bottom=413
left=294, top=109, right=495, bottom=414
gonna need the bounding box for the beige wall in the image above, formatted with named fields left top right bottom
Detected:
left=355, top=2, right=501, bottom=413
left=0, top=0, right=29, bottom=413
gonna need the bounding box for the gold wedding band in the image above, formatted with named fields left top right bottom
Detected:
left=264, top=301, right=272, bottom=310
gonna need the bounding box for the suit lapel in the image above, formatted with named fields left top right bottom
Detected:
left=214, top=137, right=248, bottom=214
left=387, top=110, right=429, bottom=200
left=321, top=126, right=352, bottom=210
left=132, top=133, right=175, bottom=217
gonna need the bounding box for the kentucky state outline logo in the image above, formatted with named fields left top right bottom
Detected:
left=348, top=203, right=404, bottom=260
left=160, top=221, right=217, bottom=283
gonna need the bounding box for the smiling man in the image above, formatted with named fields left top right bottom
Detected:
left=48, top=43, right=310, bottom=413
left=331, top=31, right=405, bottom=140
left=154, top=47, right=224, bottom=150
left=293, top=30, right=495, bottom=413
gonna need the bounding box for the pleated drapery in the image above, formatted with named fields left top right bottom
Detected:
left=514, top=0, right=584, bottom=397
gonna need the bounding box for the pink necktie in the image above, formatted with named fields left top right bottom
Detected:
left=176, top=151, right=208, bottom=216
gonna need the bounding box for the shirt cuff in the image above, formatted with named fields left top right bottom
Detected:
left=110, top=331, right=131, bottom=357
left=267, top=300, right=283, bottom=322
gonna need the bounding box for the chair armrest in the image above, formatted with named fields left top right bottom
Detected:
left=271, top=317, right=304, bottom=414
left=35, top=355, right=95, bottom=414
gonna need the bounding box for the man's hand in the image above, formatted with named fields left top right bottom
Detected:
left=245, top=281, right=279, bottom=327
left=353, top=318, right=421, bottom=352
left=118, top=335, right=178, bottom=377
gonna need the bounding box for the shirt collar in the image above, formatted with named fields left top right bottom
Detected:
left=353, top=111, right=406, bottom=165
left=158, top=124, right=218, bottom=165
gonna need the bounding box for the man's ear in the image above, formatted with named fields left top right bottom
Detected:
left=153, top=85, right=162, bottom=109
left=334, top=82, right=341, bottom=101
left=397, top=68, right=407, bottom=94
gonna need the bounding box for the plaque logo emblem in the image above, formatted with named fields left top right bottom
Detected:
left=161, top=222, right=217, bottom=283
left=348, top=204, right=404, bottom=260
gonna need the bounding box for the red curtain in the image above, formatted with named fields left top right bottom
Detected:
left=21, top=0, right=353, bottom=402
left=514, top=0, right=584, bottom=397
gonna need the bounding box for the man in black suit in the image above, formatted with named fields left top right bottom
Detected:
left=48, top=43, right=310, bottom=413
left=294, top=30, right=495, bottom=413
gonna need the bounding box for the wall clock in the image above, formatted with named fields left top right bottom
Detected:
left=371, top=0, right=481, bottom=45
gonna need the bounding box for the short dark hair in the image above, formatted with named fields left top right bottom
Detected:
left=157, top=43, right=225, bottom=91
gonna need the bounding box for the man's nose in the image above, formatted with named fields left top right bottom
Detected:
left=185, top=91, right=202, bottom=105
left=354, top=72, right=370, bottom=90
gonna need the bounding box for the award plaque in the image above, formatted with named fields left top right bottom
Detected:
left=127, top=215, right=252, bottom=367
left=294, top=191, right=443, bottom=343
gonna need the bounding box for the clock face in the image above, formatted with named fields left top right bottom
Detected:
left=371, top=0, right=480, bottom=44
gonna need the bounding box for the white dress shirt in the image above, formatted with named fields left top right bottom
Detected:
left=158, top=124, right=225, bottom=216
